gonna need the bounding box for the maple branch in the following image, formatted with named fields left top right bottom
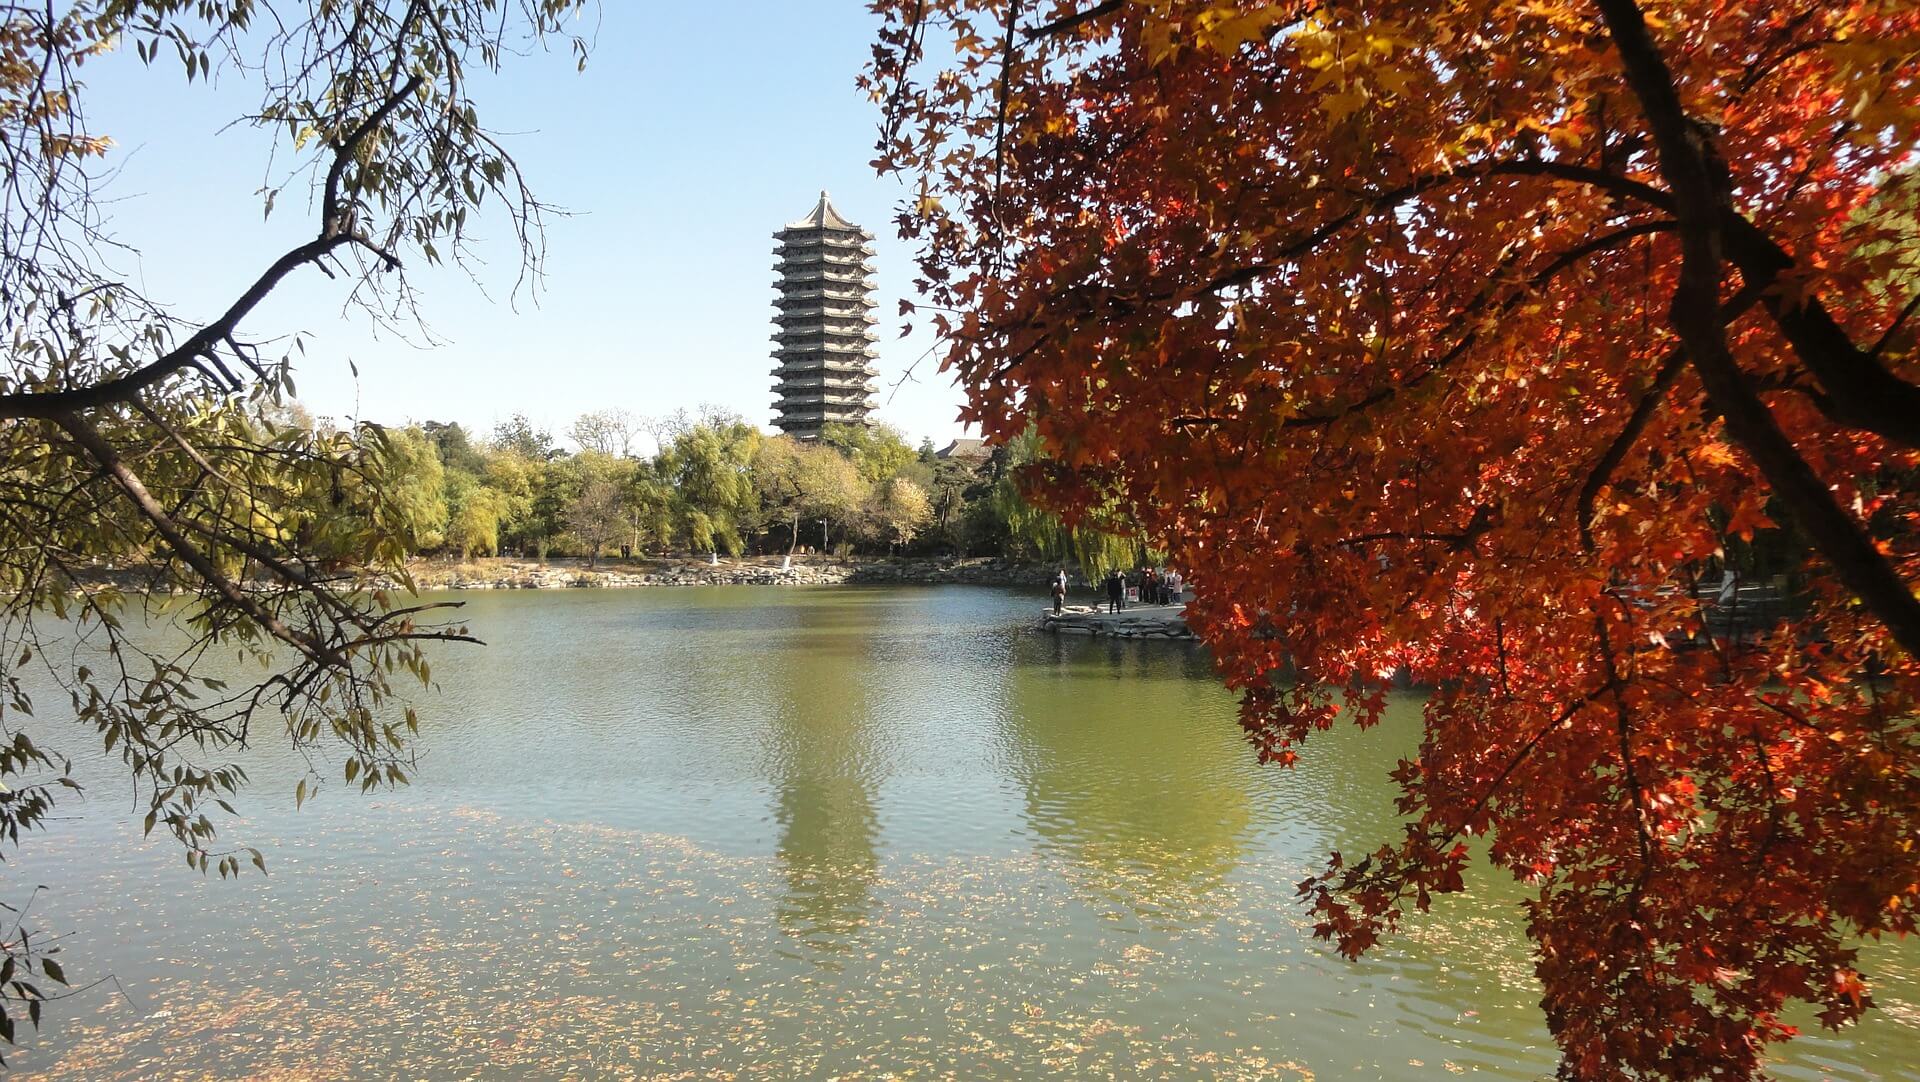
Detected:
left=1451, top=691, right=1604, bottom=844
left=1505, top=149, right=1920, bottom=449
left=1337, top=503, right=1495, bottom=554
left=1744, top=723, right=1785, bottom=884
left=1195, top=172, right=1497, bottom=297
left=1184, top=214, right=1673, bottom=436
left=1336, top=530, right=1468, bottom=549
left=1326, top=685, right=1614, bottom=926
left=1871, top=291, right=1920, bottom=362
left=1715, top=215, right=1920, bottom=449
left=1597, top=0, right=1920, bottom=659
left=1281, top=219, right=1674, bottom=427
left=1536, top=159, right=1920, bottom=443
left=1504, top=160, right=1920, bottom=449
left=1171, top=219, right=1674, bottom=433
left=1595, top=609, right=1656, bottom=906
left=1498, top=129, right=1920, bottom=446
left=1577, top=281, right=1769, bottom=545
left=1025, top=0, right=1121, bottom=39
left=1733, top=10, right=1825, bottom=96
left=1190, top=162, right=1672, bottom=304
left=1578, top=347, right=1686, bottom=549
left=1486, top=159, right=1674, bottom=210
left=988, top=0, right=1025, bottom=271
left=875, top=0, right=929, bottom=153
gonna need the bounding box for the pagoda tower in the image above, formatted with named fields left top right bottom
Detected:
left=771, top=191, right=880, bottom=439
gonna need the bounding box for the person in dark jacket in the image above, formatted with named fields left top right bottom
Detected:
left=1105, top=569, right=1124, bottom=613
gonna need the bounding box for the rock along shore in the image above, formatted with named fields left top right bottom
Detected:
left=404, top=556, right=1063, bottom=591
left=413, top=560, right=1202, bottom=642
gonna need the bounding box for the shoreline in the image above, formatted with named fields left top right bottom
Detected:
left=403, top=555, right=1064, bottom=591
left=421, top=559, right=1207, bottom=642
left=64, top=560, right=1198, bottom=641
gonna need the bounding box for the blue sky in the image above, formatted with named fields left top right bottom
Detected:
left=82, top=1, right=968, bottom=451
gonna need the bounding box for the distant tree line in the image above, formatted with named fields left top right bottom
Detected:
left=311, top=407, right=1149, bottom=574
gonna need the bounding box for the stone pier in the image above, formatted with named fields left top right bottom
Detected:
left=1041, top=604, right=1199, bottom=641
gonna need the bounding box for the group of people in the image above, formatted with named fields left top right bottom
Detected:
left=1050, top=566, right=1186, bottom=614
left=1139, top=565, right=1183, bottom=606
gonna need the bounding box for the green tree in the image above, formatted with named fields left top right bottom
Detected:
left=443, top=471, right=512, bottom=559
left=866, top=477, right=934, bottom=554
left=754, top=436, right=870, bottom=556
left=484, top=451, right=545, bottom=556
left=658, top=418, right=760, bottom=555
left=373, top=427, right=450, bottom=553
left=821, top=421, right=918, bottom=485
left=526, top=459, right=574, bottom=559
left=752, top=437, right=810, bottom=554
left=928, top=455, right=984, bottom=540
left=448, top=488, right=509, bottom=558
left=492, top=413, right=557, bottom=461
left=421, top=420, right=488, bottom=475
left=989, top=430, right=1144, bottom=577
left=623, top=460, right=675, bottom=556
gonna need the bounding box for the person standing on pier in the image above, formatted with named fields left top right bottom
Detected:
left=1105, top=569, right=1125, bottom=613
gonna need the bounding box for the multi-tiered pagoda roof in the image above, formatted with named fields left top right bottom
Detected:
left=771, top=192, right=880, bottom=439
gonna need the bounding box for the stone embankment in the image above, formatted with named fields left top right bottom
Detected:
left=1041, top=604, right=1199, bottom=641
left=407, top=557, right=1060, bottom=591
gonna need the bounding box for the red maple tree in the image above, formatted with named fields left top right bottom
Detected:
left=867, top=1, right=1920, bottom=1076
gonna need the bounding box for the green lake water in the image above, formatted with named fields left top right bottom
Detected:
left=6, top=585, right=1917, bottom=1079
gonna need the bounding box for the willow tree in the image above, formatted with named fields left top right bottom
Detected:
left=988, top=428, right=1147, bottom=578
left=0, top=0, right=588, bottom=1047
left=657, top=416, right=760, bottom=556
left=871, top=1, right=1920, bottom=1077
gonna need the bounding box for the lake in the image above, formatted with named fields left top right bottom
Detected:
left=7, top=586, right=1917, bottom=1078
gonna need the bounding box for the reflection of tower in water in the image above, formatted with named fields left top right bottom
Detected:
left=1000, top=644, right=1262, bottom=929
left=760, top=604, right=883, bottom=960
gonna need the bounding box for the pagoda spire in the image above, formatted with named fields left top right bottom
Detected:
left=786, top=190, right=860, bottom=233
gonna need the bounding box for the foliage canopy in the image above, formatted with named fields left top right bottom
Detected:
left=870, top=1, right=1920, bottom=1076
